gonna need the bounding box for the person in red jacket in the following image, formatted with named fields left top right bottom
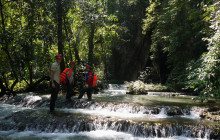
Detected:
left=78, top=65, right=95, bottom=101
left=60, top=61, right=75, bottom=100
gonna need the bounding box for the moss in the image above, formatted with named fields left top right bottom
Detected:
left=145, top=84, right=169, bottom=92
left=125, top=81, right=170, bottom=95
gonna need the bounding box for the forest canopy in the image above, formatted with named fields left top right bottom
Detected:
left=0, top=0, right=219, bottom=101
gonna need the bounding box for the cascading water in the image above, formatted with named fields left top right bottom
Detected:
left=0, top=84, right=219, bottom=140
left=98, top=84, right=127, bottom=95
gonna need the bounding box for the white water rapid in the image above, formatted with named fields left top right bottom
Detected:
left=0, top=84, right=218, bottom=140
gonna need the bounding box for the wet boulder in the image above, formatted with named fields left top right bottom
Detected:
left=125, top=81, right=148, bottom=95
left=151, top=108, right=160, bottom=114
left=207, top=106, right=219, bottom=112
left=165, top=107, right=184, bottom=116
left=210, top=128, right=220, bottom=139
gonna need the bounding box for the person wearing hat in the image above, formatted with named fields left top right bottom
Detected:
left=60, top=61, right=75, bottom=100
left=50, top=54, right=62, bottom=112
left=78, top=65, right=95, bottom=101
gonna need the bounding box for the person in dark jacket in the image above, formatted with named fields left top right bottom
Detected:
left=78, top=65, right=94, bottom=101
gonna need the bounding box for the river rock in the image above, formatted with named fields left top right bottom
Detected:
left=165, top=107, right=184, bottom=116
left=207, top=106, right=219, bottom=112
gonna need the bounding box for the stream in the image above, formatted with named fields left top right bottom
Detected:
left=0, top=84, right=219, bottom=140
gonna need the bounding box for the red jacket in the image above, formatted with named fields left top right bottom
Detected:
left=60, top=68, right=72, bottom=84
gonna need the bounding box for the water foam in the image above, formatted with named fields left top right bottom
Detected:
left=98, top=84, right=127, bottom=96
left=0, top=103, right=27, bottom=119
left=24, top=95, right=42, bottom=105
left=0, top=130, right=208, bottom=140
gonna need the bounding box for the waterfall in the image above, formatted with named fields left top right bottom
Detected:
left=99, top=84, right=127, bottom=95
left=0, top=109, right=216, bottom=139
left=0, top=85, right=219, bottom=139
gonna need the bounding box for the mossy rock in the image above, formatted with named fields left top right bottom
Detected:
left=208, top=106, right=219, bottom=112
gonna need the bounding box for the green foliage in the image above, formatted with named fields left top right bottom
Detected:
left=125, top=80, right=147, bottom=94
left=1, top=0, right=219, bottom=99
left=125, top=80, right=169, bottom=94
left=143, top=0, right=208, bottom=84
left=70, top=0, right=119, bottom=76
left=105, top=0, right=150, bottom=81
left=0, top=0, right=119, bottom=92
left=0, top=0, right=64, bottom=91
left=142, top=1, right=161, bottom=34
left=186, top=1, right=220, bottom=101
left=142, top=0, right=220, bottom=101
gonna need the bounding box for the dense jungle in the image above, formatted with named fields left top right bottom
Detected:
left=0, top=0, right=219, bottom=139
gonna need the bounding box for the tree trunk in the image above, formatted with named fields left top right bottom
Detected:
left=28, top=39, right=33, bottom=86
left=74, top=33, right=81, bottom=63
left=100, top=35, right=107, bottom=79
left=0, top=0, right=19, bottom=94
left=0, top=78, right=6, bottom=97
left=3, top=75, right=8, bottom=89
left=88, top=23, right=95, bottom=65
left=28, top=63, right=33, bottom=85
left=125, top=26, right=150, bottom=81
left=28, top=1, right=34, bottom=86
left=10, top=79, right=18, bottom=97
left=57, top=0, right=65, bottom=71
left=63, top=16, right=73, bottom=61
left=63, top=15, right=81, bottom=63
left=25, top=76, right=50, bottom=92
left=74, top=42, right=81, bottom=63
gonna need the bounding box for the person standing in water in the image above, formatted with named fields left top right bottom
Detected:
left=50, top=54, right=62, bottom=112
left=60, top=61, right=75, bottom=100
left=78, top=65, right=96, bottom=101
